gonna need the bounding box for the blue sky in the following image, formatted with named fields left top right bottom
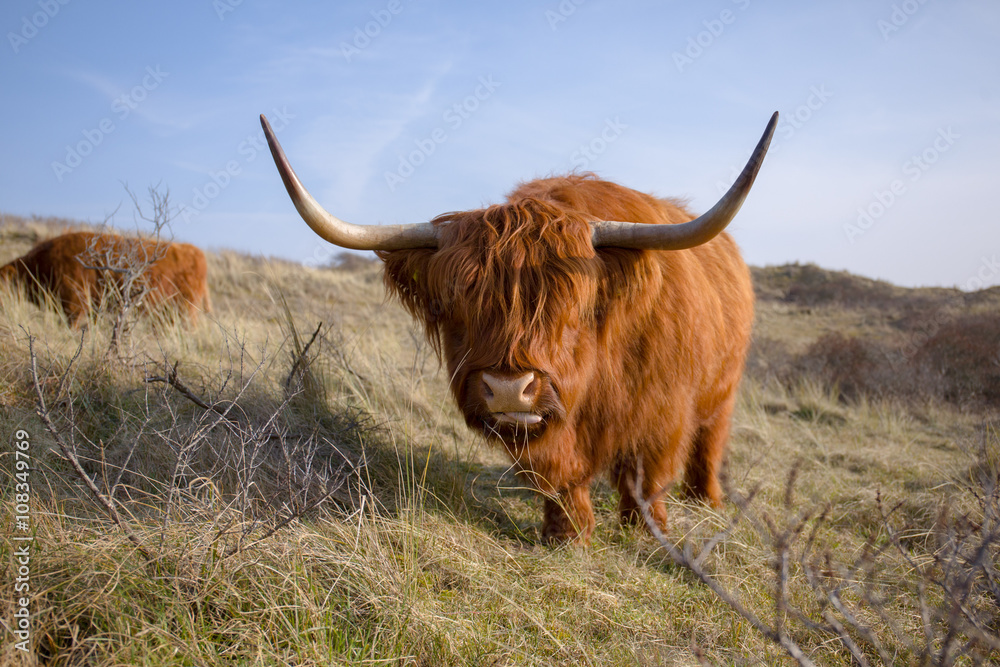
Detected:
left=2, top=0, right=998, bottom=288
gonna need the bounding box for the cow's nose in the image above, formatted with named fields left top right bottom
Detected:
left=481, top=372, right=538, bottom=412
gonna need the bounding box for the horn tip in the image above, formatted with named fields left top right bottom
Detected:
left=765, top=111, right=779, bottom=135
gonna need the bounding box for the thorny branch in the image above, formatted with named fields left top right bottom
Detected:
left=632, top=450, right=1000, bottom=666
left=628, top=462, right=818, bottom=667
left=145, top=352, right=357, bottom=554
left=145, top=361, right=237, bottom=422
left=78, top=183, right=176, bottom=359
left=29, top=322, right=360, bottom=568
left=29, top=335, right=153, bottom=561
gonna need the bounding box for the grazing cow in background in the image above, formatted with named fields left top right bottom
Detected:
left=0, top=231, right=211, bottom=327
left=261, top=112, right=776, bottom=543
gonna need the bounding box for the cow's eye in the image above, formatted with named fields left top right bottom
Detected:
left=446, top=325, right=466, bottom=350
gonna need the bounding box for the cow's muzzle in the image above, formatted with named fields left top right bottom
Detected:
left=464, top=369, right=564, bottom=438
left=481, top=371, right=542, bottom=424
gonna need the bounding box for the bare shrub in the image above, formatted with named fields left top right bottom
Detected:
left=26, top=318, right=370, bottom=564
left=745, top=335, right=795, bottom=385
left=79, top=184, right=172, bottom=359
left=324, top=251, right=378, bottom=272
left=915, top=314, right=1000, bottom=409
left=792, top=333, right=913, bottom=402
left=634, top=424, right=1000, bottom=665
left=764, top=319, right=1000, bottom=411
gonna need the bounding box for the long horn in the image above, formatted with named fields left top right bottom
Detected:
left=591, top=111, right=778, bottom=250
left=260, top=115, right=439, bottom=251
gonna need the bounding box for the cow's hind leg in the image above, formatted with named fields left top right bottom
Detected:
left=684, top=396, right=737, bottom=508
left=613, top=459, right=669, bottom=532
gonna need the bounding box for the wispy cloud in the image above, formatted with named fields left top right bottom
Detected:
left=57, top=65, right=191, bottom=132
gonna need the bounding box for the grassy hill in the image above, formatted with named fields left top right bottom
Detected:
left=1, top=214, right=997, bottom=665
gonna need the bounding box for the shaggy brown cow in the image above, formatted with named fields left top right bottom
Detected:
left=0, top=231, right=211, bottom=326
left=261, top=112, right=776, bottom=543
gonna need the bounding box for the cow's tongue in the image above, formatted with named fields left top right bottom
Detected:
left=494, top=412, right=542, bottom=425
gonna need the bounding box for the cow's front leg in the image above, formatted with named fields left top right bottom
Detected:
left=509, top=424, right=595, bottom=544
left=542, top=484, right=595, bottom=544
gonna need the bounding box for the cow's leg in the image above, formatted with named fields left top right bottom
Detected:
left=541, top=483, right=595, bottom=544
left=613, top=461, right=640, bottom=526
left=683, top=395, right=737, bottom=508
left=613, top=460, right=669, bottom=531
left=514, top=425, right=596, bottom=544
left=58, top=285, right=89, bottom=327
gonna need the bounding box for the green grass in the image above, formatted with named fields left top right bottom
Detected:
left=1, top=219, right=997, bottom=665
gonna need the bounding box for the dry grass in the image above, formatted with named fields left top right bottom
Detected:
left=1, top=218, right=997, bottom=665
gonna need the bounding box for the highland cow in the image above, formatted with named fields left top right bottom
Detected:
left=261, top=112, right=776, bottom=543
left=0, top=231, right=211, bottom=326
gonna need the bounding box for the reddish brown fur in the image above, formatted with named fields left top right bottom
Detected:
left=0, top=231, right=211, bottom=326
left=380, top=173, right=754, bottom=543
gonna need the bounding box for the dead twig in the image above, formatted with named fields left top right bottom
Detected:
left=29, top=335, right=152, bottom=561
left=629, top=461, right=818, bottom=667
left=284, top=321, right=323, bottom=394
left=145, top=361, right=236, bottom=422
left=633, top=447, right=1000, bottom=666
